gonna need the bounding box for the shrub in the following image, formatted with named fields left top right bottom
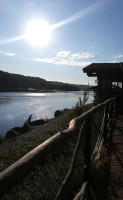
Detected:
left=0, top=134, right=4, bottom=143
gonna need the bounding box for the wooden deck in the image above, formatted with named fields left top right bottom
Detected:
left=91, top=115, right=123, bottom=200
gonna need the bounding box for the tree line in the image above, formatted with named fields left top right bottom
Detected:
left=0, top=70, right=79, bottom=92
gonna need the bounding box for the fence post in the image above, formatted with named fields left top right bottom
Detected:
left=113, top=98, right=117, bottom=118
left=83, top=116, right=92, bottom=198
left=103, top=103, right=109, bottom=143
left=109, top=101, right=113, bottom=128
left=84, top=117, right=92, bottom=181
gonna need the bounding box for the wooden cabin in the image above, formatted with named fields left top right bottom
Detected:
left=83, top=62, right=123, bottom=114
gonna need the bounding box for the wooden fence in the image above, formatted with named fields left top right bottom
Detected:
left=0, top=97, right=117, bottom=199
left=56, top=97, right=117, bottom=199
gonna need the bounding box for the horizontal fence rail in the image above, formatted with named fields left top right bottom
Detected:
left=73, top=97, right=117, bottom=199
left=0, top=97, right=117, bottom=198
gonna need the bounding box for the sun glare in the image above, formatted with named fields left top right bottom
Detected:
left=25, top=20, right=51, bottom=46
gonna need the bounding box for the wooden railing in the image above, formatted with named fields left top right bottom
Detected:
left=0, top=97, right=117, bottom=199
left=55, top=97, right=117, bottom=199
left=73, top=97, right=117, bottom=200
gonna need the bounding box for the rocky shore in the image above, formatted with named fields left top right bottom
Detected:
left=5, top=108, right=69, bottom=140
left=0, top=103, right=92, bottom=172
left=0, top=108, right=73, bottom=172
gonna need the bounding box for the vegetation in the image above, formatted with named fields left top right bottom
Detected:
left=72, top=90, right=89, bottom=116
left=0, top=92, right=99, bottom=199
left=0, top=93, right=90, bottom=172
left=0, top=134, right=4, bottom=143
left=0, top=70, right=81, bottom=91
left=1, top=138, right=84, bottom=200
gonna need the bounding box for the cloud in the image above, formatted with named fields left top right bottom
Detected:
left=53, top=0, right=109, bottom=29
left=35, top=51, right=94, bottom=67
left=112, top=60, right=117, bottom=63
left=0, top=50, right=15, bottom=56
left=35, top=58, right=54, bottom=64
left=35, top=57, right=91, bottom=67
left=70, top=53, right=80, bottom=58
left=113, top=54, right=123, bottom=59
left=71, top=52, right=94, bottom=59
left=56, top=51, right=70, bottom=57
left=5, top=53, right=15, bottom=56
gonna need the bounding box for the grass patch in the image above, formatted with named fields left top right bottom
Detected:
left=0, top=134, right=4, bottom=143
left=0, top=92, right=91, bottom=172
left=1, top=92, right=102, bottom=199
left=1, top=135, right=84, bottom=200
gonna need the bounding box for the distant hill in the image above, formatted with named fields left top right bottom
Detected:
left=75, top=84, right=90, bottom=90
left=0, top=70, right=89, bottom=92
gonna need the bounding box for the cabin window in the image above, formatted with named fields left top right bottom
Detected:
left=112, top=82, right=122, bottom=92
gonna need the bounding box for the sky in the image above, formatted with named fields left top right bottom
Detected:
left=0, top=0, right=123, bottom=85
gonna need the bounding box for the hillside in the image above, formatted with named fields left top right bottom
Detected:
left=0, top=70, right=77, bottom=91
left=0, top=70, right=89, bottom=92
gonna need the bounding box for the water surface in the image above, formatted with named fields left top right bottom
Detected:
left=0, top=91, right=93, bottom=135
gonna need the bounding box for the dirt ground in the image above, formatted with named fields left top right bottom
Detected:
left=91, top=115, right=123, bottom=200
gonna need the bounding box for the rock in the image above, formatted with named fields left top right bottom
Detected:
left=23, top=115, right=32, bottom=126
left=20, top=124, right=30, bottom=134
left=5, top=127, right=21, bottom=139
left=30, top=119, right=46, bottom=126
left=54, top=110, right=63, bottom=117
left=13, top=127, right=21, bottom=132
left=5, top=123, right=31, bottom=139
left=63, top=108, right=69, bottom=111
left=20, top=115, right=32, bottom=134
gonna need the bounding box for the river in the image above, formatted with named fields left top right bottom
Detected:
left=0, top=91, right=93, bottom=135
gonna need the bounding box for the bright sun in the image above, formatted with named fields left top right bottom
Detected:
left=25, top=20, right=51, bottom=46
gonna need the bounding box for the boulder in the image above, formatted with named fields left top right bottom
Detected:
left=20, top=124, right=30, bottom=134
left=63, top=108, right=69, bottom=111
left=30, top=119, right=46, bottom=126
left=54, top=110, right=63, bottom=117
left=5, top=127, right=21, bottom=139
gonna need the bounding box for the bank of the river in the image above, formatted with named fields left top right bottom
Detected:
left=0, top=102, right=94, bottom=199
left=0, top=91, right=93, bottom=135
left=0, top=108, right=74, bottom=172
left=0, top=102, right=93, bottom=173
left=0, top=89, right=69, bottom=93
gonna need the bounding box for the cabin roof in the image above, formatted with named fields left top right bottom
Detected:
left=83, top=62, right=123, bottom=80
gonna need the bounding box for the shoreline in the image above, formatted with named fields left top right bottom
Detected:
left=0, top=89, right=81, bottom=93
left=0, top=103, right=92, bottom=172
left=4, top=109, right=70, bottom=140
left=0, top=90, right=91, bottom=136
left=0, top=108, right=74, bottom=171
left=0, top=108, right=72, bottom=140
